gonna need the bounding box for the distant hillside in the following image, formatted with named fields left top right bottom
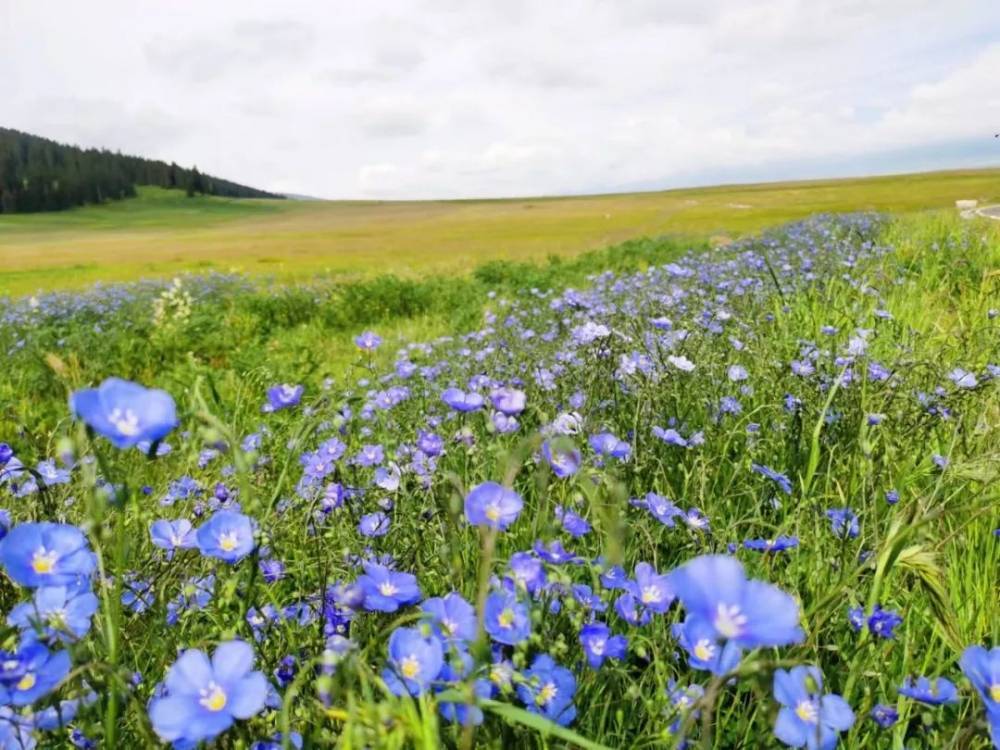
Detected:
left=0, top=127, right=281, bottom=214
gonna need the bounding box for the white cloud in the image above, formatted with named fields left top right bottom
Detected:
left=2, top=0, right=999, bottom=198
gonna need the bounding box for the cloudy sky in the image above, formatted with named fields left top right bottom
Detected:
left=3, top=0, right=1000, bottom=199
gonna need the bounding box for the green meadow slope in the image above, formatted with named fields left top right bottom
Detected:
left=1, top=168, right=999, bottom=296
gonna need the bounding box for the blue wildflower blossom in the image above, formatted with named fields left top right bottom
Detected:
left=382, top=627, right=444, bottom=697
left=148, top=640, right=268, bottom=746
left=825, top=508, right=859, bottom=539
left=355, top=331, right=382, bottom=351
left=464, top=482, right=523, bottom=531
left=773, top=666, right=855, bottom=750
left=69, top=377, right=178, bottom=449
left=0, top=523, right=96, bottom=588
left=743, top=536, right=799, bottom=553
left=959, top=645, right=1000, bottom=746
left=0, top=640, right=72, bottom=706
left=869, top=704, right=898, bottom=729
left=541, top=439, right=581, bottom=478
left=555, top=506, right=591, bottom=537
left=421, top=593, right=477, bottom=643
left=668, top=555, right=804, bottom=648
left=265, top=384, right=303, bottom=412
left=358, top=512, right=391, bottom=537
left=751, top=463, right=794, bottom=495
left=673, top=615, right=743, bottom=675
left=483, top=591, right=530, bottom=645
left=517, top=654, right=577, bottom=726
left=441, top=388, right=484, bottom=412
left=508, top=552, right=546, bottom=594
left=9, top=585, right=99, bottom=644
left=357, top=563, right=422, bottom=613
left=196, top=511, right=256, bottom=563
left=898, top=676, right=958, bottom=705
left=625, top=562, right=674, bottom=614
left=589, top=432, right=631, bottom=460
left=490, top=387, right=526, bottom=415
left=579, top=622, right=627, bottom=669
left=150, top=519, right=197, bottom=557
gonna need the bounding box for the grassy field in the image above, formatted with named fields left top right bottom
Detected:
left=1, top=167, right=999, bottom=296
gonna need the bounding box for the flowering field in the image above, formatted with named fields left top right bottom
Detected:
left=0, top=212, right=997, bottom=749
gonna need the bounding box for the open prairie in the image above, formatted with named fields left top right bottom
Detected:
left=3, top=167, right=999, bottom=295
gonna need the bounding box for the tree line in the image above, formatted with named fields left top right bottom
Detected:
left=0, top=127, right=282, bottom=214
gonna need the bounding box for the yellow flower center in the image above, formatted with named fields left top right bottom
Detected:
left=795, top=700, right=818, bottom=724
left=640, top=586, right=662, bottom=604
left=713, top=603, right=748, bottom=639
left=498, top=608, right=515, bottom=628
left=693, top=639, right=715, bottom=661
left=400, top=656, right=421, bottom=680
left=16, top=673, right=36, bottom=692
left=990, top=684, right=1000, bottom=703
left=378, top=581, right=398, bottom=597
left=108, top=408, right=141, bottom=436
left=199, top=683, right=228, bottom=712
left=218, top=532, right=239, bottom=552
left=485, top=505, right=501, bottom=522
left=31, top=548, right=58, bottom=575
left=536, top=682, right=558, bottom=706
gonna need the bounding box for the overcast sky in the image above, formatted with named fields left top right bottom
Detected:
left=3, top=0, right=1000, bottom=199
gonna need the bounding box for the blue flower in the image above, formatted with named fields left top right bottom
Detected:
left=484, top=591, right=530, bottom=645
left=579, top=622, right=627, bottom=669
left=825, top=508, right=859, bottom=539
left=196, top=511, right=256, bottom=563
left=866, top=605, right=903, bottom=639
left=633, top=492, right=682, bottom=526
left=517, top=654, right=576, bottom=726
left=869, top=704, right=898, bottom=729
left=508, top=552, right=546, bottom=594
left=148, top=640, right=268, bottom=746
left=751, top=464, right=793, bottom=495
left=773, top=666, right=855, bottom=750
left=358, top=511, right=391, bottom=537
left=382, top=627, right=444, bottom=697
left=0, top=523, right=96, bottom=588
left=948, top=367, right=978, bottom=389
left=959, top=645, right=1000, bottom=746
left=490, top=387, right=526, bottom=415
left=9, top=584, right=99, bottom=643
left=668, top=555, right=804, bottom=648
left=464, top=482, right=523, bottom=531
left=357, top=563, right=422, bottom=612
left=541, top=440, right=581, bottom=478
left=422, top=593, right=477, bottom=643
left=898, top=676, right=958, bottom=705
left=355, top=331, right=382, bottom=351
left=69, top=377, right=177, bottom=449
left=555, top=506, right=591, bottom=537
left=150, top=519, right=197, bottom=557
left=441, top=388, right=484, bottom=412
left=672, top=615, right=742, bottom=675
left=589, top=432, right=631, bottom=460
left=625, top=562, right=674, bottom=614
left=0, top=641, right=71, bottom=706
left=265, top=384, right=303, bottom=412
left=743, top=536, right=799, bottom=553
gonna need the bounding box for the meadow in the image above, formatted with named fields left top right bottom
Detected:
left=0, top=205, right=998, bottom=749
left=2, top=167, right=1000, bottom=297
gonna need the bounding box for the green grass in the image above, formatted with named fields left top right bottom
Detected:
left=2, top=168, right=999, bottom=296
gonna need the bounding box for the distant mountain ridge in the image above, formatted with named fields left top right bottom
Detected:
left=0, top=127, right=282, bottom=214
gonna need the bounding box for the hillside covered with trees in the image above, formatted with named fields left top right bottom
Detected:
left=0, top=128, right=281, bottom=214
